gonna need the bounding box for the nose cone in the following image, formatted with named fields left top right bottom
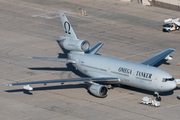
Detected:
left=161, top=81, right=177, bottom=92
left=169, top=81, right=177, bottom=90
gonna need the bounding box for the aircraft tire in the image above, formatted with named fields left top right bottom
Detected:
left=156, top=96, right=161, bottom=101
left=111, top=84, right=115, bottom=89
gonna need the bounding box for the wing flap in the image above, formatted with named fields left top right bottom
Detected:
left=30, top=57, right=76, bottom=63
left=139, top=48, right=175, bottom=66
left=4, top=77, right=119, bottom=86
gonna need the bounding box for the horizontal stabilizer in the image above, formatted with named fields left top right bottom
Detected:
left=30, top=57, right=76, bottom=63
left=86, top=42, right=104, bottom=54
left=4, top=77, right=119, bottom=86
left=139, top=48, right=175, bottom=66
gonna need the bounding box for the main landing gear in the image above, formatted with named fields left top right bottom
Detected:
left=154, top=92, right=161, bottom=101
left=107, top=84, right=114, bottom=89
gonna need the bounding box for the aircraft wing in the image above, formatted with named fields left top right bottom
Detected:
left=30, top=57, right=76, bottom=63
left=139, top=48, right=175, bottom=66
left=5, top=77, right=119, bottom=86
left=86, top=42, right=104, bottom=54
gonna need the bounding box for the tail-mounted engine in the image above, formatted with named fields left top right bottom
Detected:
left=89, top=84, right=108, bottom=98
left=60, top=36, right=90, bottom=52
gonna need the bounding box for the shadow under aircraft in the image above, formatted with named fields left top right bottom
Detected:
left=5, top=83, right=88, bottom=95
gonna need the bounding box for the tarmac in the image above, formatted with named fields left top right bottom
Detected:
left=0, top=0, right=180, bottom=120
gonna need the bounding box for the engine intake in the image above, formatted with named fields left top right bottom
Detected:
left=89, top=84, right=108, bottom=98
left=59, top=38, right=90, bottom=52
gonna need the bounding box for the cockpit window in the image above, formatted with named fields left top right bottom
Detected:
left=162, top=77, right=174, bottom=82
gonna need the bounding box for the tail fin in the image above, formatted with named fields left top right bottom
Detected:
left=59, top=12, right=78, bottom=40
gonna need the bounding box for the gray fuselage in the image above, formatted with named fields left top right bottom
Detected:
left=68, top=53, right=177, bottom=93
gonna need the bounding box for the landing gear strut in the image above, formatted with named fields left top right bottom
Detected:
left=154, top=92, right=161, bottom=101
left=107, top=84, right=114, bottom=89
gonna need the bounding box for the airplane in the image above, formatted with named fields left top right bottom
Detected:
left=5, top=12, right=180, bottom=101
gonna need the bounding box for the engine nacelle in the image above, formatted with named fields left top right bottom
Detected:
left=89, top=84, right=108, bottom=98
left=60, top=37, right=90, bottom=52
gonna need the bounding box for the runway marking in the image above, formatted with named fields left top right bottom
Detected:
left=25, top=90, right=44, bottom=106
left=84, top=94, right=139, bottom=107
left=72, top=101, right=88, bottom=114
left=8, top=91, right=44, bottom=120
left=0, top=4, right=179, bottom=61
left=119, top=50, right=161, bottom=59
left=58, top=94, right=68, bottom=100
left=5, top=73, right=52, bottom=83
left=60, top=101, right=87, bottom=120
left=59, top=93, right=64, bottom=98
left=1, top=0, right=180, bottom=60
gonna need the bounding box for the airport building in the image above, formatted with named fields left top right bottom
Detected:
left=124, top=0, right=180, bottom=11
left=151, top=0, right=180, bottom=11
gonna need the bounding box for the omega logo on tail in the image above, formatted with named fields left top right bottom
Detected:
left=64, top=21, right=71, bottom=34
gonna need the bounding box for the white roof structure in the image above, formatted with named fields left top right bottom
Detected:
left=164, top=18, right=180, bottom=26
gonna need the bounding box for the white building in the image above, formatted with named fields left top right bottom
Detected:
left=122, top=0, right=180, bottom=11
left=151, top=0, right=180, bottom=11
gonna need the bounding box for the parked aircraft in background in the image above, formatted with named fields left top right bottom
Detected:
left=5, top=12, right=179, bottom=101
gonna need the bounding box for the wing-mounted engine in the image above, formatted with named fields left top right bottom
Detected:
left=89, top=84, right=108, bottom=98
left=60, top=36, right=90, bottom=52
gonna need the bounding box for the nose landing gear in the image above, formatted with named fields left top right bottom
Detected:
left=154, top=92, right=161, bottom=101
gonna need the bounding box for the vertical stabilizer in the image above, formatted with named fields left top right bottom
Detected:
left=59, top=12, right=78, bottom=40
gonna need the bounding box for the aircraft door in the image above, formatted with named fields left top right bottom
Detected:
left=131, top=72, right=136, bottom=85
left=154, top=77, right=158, bottom=86
left=107, top=67, right=111, bottom=76
left=132, top=72, right=135, bottom=81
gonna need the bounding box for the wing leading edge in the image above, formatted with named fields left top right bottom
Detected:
left=30, top=57, right=76, bottom=63
left=5, top=77, right=119, bottom=86
left=139, top=48, right=175, bottom=66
